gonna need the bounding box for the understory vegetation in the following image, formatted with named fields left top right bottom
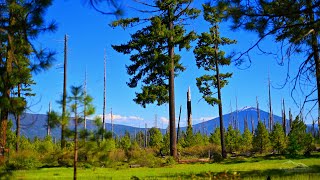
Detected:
left=1, top=115, right=319, bottom=171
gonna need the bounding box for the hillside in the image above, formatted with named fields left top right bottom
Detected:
left=9, top=107, right=317, bottom=139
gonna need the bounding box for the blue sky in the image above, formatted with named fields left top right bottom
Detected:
left=28, top=0, right=317, bottom=128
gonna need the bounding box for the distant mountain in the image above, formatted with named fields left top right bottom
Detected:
left=9, top=113, right=165, bottom=140
left=191, top=106, right=318, bottom=135
left=8, top=107, right=318, bottom=139
left=190, top=106, right=282, bottom=134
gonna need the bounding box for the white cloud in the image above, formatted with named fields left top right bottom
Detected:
left=96, top=113, right=144, bottom=123
left=197, top=116, right=216, bottom=121
left=160, top=117, right=169, bottom=124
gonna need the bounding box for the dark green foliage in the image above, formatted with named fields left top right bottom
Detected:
left=0, top=0, right=56, bottom=149
left=287, top=116, right=314, bottom=155
left=270, top=123, right=286, bottom=154
left=210, top=151, right=223, bottom=162
left=209, top=127, right=221, bottom=146
left=212, top=0, right=320, bottom=113
left=5, top=120, right=16, bottom=149
left=253, top=121, right=271, bottom=153
left=194, top=4, right=235, bottom=107
left=213, top=0, right=319, bottom=45
left=112, top=0, right=199, bottom=158
left=241, top=128, right=253, bottom=153
left=184, top=126, right=194, bottom=147
left=225, top=125, right=241, bottom=153
left=304, top=133, right=315, bottom=156
left=86, top=0, right=124, bottom=16
left=112, top=11, right=199, bottom=107
left=46, top=110, right=60, bottom=130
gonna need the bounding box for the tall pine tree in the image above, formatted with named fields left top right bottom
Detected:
left=111, top=0, right=199, bottom=158
left=0, top=0, right=56, bottom=150
left=193, top=4, right=236, bottom=158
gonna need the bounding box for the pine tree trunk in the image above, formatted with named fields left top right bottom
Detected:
left=307, top=0, right=320, bottom=140
left=168, top=20, right=177, bottom=159
left=168, top=7, right=177, bottom=158
left=214, top=25, right=226, bottom=158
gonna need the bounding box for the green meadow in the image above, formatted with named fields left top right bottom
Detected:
left=1, top=156, right=320, bottom=179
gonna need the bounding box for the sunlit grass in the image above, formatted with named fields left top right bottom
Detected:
left=1, top=157, right=320, bottom=179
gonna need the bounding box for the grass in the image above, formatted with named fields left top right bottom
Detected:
left=1, top=157, right=320, bottom=179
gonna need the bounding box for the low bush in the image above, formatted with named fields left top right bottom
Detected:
left=210, top=152, right=223, bottom=162
left=7, top=150, right=41, bottom=170
left=108, top=149, right=127, bottom=163
left=181, top=144, right=220, bottom=158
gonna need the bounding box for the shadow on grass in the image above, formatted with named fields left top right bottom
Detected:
left=239, top=165, right=320, bottom=178
left=0, top=168, right=13, bottom=180
left=140, top=165, right=320, bottom=179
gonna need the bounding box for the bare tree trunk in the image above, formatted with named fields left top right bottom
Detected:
left=235, top=96, right=238, bottom=130
left=282, top=99, right=286, bottom=135
left=289, top=108, right=293, bottom=133
left=111, top=108, right=113, bottom=138
left=84, top=70, right=87, bottom=131
left=47, top=102, right=51, bottom=136
left=268, top=76, right=273, bottom=132
left=244, top=115, right=248, bottom=131
left=256, top=96, right=260, bottom=121
left=144, top=123, right=147, bottom=148
left=251, top=116, right=254, bottom=135
left=61, top=35, right=68, bottom=149
left=177, top=105, right=182, bottom=143
left=73, top=104, right=78, bottom=180
left=312, top=120, right=315, bottom=138
left=187, top=87, right=192, bottom=128
left=103, top=49, right=106, bottom=134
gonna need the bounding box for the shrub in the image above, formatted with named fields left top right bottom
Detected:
left=165, top=156, right=176, bottom=166
left=181, top=144, right=219, bottom=158
left=210, top=152, right=223, bottom=162
left=7, top=150, right=41, bottom=170
left=108, top=149, right=126, bottom=162
left=129, top=152, right=163, bottom=168
left=56, top=149, right=74, bottom=167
